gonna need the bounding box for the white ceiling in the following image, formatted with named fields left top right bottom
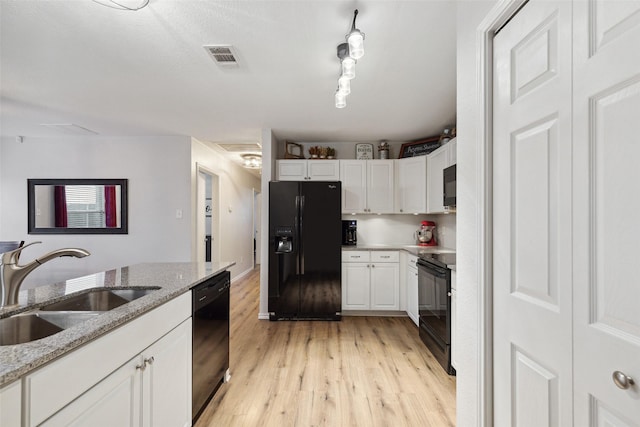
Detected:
left=0, top=0, right=456, bottom=149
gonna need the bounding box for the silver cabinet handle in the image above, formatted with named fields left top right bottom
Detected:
left=447, top=292, right=452, bottom=297
left=371, top=264, right=375, bottom=268
left=612, top=371, right=635, bottom=389
left=367, top=264, right=370, bottom=268
left=136, top=363, right=146, bottom=371
left=145, top=356, right=155, bottom=366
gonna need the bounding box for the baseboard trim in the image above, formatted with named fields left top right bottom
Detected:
left=258, top=312, right=270, bottom=320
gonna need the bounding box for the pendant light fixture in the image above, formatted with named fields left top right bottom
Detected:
left=334, top=9, right=365, bottom=108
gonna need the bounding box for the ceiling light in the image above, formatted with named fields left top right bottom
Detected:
left=334, top=10, right=364, bottom=108
left=241, top=154, right=262, bottom=169
left=335, top=91, right=347, bottom=109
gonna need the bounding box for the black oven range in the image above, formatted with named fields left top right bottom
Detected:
left=417, top=252, right=456, bottom=375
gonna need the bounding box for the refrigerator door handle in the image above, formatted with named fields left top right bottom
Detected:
left=300, top=195, right=305, bottom=274
left=295, top=195, right=300, bottom=274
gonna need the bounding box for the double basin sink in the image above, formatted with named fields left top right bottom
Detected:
left=0, top=288, right=159, bottom=346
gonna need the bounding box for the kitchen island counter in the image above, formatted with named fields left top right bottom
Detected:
left=0, top=261, right=234, bottom=386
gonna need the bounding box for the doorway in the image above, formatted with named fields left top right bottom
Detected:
left=197, top=165, right=220, bottom=264
left=253, top=189, right=261, bottom=268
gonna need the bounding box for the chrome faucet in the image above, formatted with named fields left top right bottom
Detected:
left=1, top=241, right=90, bottom=308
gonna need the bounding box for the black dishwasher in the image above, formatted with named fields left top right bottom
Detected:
left=192, top=270, right=230, bottom=423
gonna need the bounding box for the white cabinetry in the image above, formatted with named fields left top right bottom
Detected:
left=405, top=255, right=419, bottom=326
left=25, top=292, right=192, bottom=427
left=395, top=156, right=428, bottom=214
left=0, top=380, right=21, bottom=427
left=342, top=251, right=399, bottom=311
left=276, top=160, right=339, bottom=181
left=451, top=270, right=457, bottom=370
left=340, top=160, right=394, bottom=214
left=426, top=138, right=456, bottom=214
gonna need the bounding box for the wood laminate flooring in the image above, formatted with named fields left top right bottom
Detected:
left=195, top=267, right=456, bottom=427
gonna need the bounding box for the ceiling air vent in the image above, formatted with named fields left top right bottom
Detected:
left=204, top=45, right=239, bottom=67
left=217, top=142, right=262, bottom=153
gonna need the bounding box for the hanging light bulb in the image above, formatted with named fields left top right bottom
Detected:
left=347, top=10, right=365, bottom=59
left=342, top=56, right=356, bottom=79
left=335, top=91, right=347, bottom=108
left=337, top=42, right=356, bottom=79
left=338, top=76, right=351, bottom=95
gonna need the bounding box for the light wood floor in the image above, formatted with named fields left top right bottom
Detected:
left=195, top=267, right=456, bottom=427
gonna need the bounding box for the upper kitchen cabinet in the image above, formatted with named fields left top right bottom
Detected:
left=426, top=138, right=456, bottom=214
left=395, top=156, right=428, bottom=214
left=276, top=160, right=340, bottom=181
left=341, top=160, right=394, bottom=214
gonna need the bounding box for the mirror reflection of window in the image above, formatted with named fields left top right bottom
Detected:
left=34, top=185, right=121, bottom=228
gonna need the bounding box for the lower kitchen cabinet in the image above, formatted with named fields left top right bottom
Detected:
left=406, top=255, right=419, bottom=326
left=0, top=380, right=21, bottom=426
left=42, top=319, right=191, bottom=427
left=342, top=251, right=399, bottom=311
left=24, top=292, right=191, bottom=427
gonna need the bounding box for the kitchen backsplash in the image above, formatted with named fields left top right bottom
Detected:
left=343, top=214, right=456, bottom=249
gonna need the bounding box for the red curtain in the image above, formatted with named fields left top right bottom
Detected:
left=54, top=186, right=67, bottom=227
left=105, top=186, right=117, bottom=228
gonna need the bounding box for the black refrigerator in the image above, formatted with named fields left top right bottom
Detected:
left=268, top=181, right=342, bottom=320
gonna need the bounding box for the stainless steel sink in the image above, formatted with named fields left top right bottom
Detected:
left=40, top=288, right=159, bottom=312
left=0, top=287, right=159, bottom=345
left=0, top=314, right=63, bottom=345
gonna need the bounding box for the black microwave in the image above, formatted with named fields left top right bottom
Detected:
left=443, top=164, right=456, bottom=209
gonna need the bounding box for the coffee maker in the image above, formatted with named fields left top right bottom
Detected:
left=342, top=220, right=357, bottom=246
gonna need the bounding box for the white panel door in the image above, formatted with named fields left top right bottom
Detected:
left=572, top=1, right=640, bottom=424
left=342, top=262, right=370, bottom=310
left=307, top=160, right=340, bottom=181
left=493, top=1, right=573, bottom=425
left=276, top=160, right=307, bottom=181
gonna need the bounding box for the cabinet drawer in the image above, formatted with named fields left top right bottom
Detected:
left=371, top=251, right=399, bottom=263
left=342, top=251, right=370, bottom=262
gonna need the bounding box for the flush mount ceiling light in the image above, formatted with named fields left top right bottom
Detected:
left=91, top=0, right=149, bottom=11
left=335, top=9, right=365, bottom=109
left=241, top=154, right=262, bottom=169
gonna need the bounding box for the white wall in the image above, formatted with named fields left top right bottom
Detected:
left=190, top=139, right=261, bottom=280
left=0, top=135, right=192, bottom=288
left=344, top=213, right=456, bottom=249
left=457, top=1, right=498, bottom=426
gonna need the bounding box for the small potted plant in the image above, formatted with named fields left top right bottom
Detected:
left=319, top=147, right=328, bottom=159
left=327, top=147, right=336, bottom=159
left=309, top=146, right=319, bottom=158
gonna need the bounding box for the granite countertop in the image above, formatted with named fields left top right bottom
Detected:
left=0, top=261, right=234, bottom=387
left=342, top=244, right=456, bottom=269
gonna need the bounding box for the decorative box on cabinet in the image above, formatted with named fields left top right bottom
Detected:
left=276, top=160, right=340, bottom=181
left=342, top=250, right=399, bottom=311
left=340, top=160, right=394, bottom=214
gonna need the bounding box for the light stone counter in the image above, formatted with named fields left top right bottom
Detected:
left=342, top=245, right=456, bottom=269
left=0, top=261, right=234, bottom=387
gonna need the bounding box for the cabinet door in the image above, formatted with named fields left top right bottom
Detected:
left=367, top=160, right=395, bottom=213
left=448, top=138, right=457, bottom=166
left=42, top=357, right=142, bottom=427
left=340, top=160, right=367, bottom=213
left=277, top=160, right=307, bottom=181
left=0, top=380, right=21, bottom=427
left=370, top=263, right=399, bottom=310
left=406, top=266, right=419, bottom=326
left=342, top=262, right=370, bottom=310
left=426, top=145, right=449, bottom=213
left=395, top=156, right=427, bottom=214
left=307, top=160, right=340, bottom=181
left=142, top=319, right=192, bottom=427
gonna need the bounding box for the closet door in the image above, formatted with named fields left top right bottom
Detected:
left=492, top=1, right=573, bottom=425
left=572, top=1, right=640, bottom=424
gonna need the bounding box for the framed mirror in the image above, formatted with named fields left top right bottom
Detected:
left=28, top=179, right=128, bottom=234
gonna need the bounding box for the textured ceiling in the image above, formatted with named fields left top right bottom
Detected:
left=0, top=0, right=457, bottom=146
